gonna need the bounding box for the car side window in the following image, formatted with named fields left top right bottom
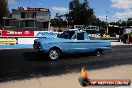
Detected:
left=77, top=32, right=84, bottom=40
left=71, top=33, right=77, bottom=40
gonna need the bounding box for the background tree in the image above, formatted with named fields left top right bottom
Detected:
left=127, top=18, right=132, bottom=27
left=120, top=21, right=127, bottom=27
left=68, top=0, right=80, bottom=25
left=68, top=0, right=94, bottom=26
left=109, top=22, right=117, bottom=26
left=50, top=13, right=68, bottom=31
left=0, top=0, right=10, bottom=27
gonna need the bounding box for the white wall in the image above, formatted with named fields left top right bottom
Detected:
left=18, top=38, right=37, bottom=44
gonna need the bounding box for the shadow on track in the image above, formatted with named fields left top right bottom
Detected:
left=23, top=51, right=49, bottom=61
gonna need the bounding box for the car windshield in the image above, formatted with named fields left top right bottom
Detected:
left=58, top=31, right=75, bottom=39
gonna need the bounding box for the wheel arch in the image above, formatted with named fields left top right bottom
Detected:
left=95, top=48, right=103, bottom=56
left=49, top=46, right=63, bottom=54
left=96, top=48, right=103, bottom=52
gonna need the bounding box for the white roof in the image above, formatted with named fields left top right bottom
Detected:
left=68, top=29, right=79, bottom=31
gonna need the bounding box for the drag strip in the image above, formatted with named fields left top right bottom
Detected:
left=0, top=46, right=132, bottom=82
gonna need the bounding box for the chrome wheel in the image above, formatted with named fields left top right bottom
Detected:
left=49, top=49, right=60, bottom=60
left=95, top=50, right=102, bottom=56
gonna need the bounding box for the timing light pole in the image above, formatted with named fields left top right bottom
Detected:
left=106, top=12, right=109, bottom=33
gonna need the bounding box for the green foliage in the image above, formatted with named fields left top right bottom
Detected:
left=57, top=28, right=62, bottom=32
left=0, top=0, right=10, bottom=26
left=50, top=17, right=67, bottom=28
left=127, top=18, right=132, bottom=27
left=68, top=0, right=94, bottom=25
left=92, top=17, right=107, bottom=27
left=68, top=0, right=132, bottom=27
left=129, top=32, right=132, bottom=37
left=121, top=21, right=127, bottom=26
left=110, top=18, right=132, bottom=27
left=50, top=0, right=107, bottom=27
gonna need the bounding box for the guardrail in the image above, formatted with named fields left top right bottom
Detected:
left=0, top=38, right=17, bottom=45
left=0, top=30, right=61, bottom=44
left=0, top=30, right=119, bottom=44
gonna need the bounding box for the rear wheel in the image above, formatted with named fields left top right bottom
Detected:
left=95, top=49, right=102, bottom=56
left=48, top=48, right=61, bottom=61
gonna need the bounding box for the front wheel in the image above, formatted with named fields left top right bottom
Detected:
left=48, top=48, right=61, bottom=61
left=95, top=49, right=102, bottom=56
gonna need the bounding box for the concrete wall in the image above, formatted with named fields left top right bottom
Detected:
left=18, top=38, right=37, bottom=44
left=12, top=9, right=50, bottom=21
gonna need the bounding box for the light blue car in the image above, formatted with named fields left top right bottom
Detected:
left=33, top=30, right=111, bottom=60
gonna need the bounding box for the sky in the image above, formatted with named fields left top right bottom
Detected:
left=7, top=0, right=132, bottom=22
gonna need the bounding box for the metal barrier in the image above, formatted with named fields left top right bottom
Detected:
left=0, top=30, right=60, bottom=44
left=0, top=38, right=17, bottom=45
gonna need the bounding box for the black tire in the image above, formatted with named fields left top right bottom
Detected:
left=48, top=48, right=61, bottom=61
left=79, top=77, right=91, bottom=87
left=95, top=49, right=102, bottom=56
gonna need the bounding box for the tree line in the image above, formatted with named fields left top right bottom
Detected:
left=51, top=0, right=107, bottom=28
left=51, top=0, right=132, bottom=28
left=109, top=18, right=132, bottom=27
left=0, top=0, right=10, bottom=28
left=0, top=0, right=132, bottom=28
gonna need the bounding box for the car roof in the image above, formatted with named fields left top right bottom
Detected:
left=68, top=29, right=79, bottom=31
left=65, top=29, right=86, bottom=33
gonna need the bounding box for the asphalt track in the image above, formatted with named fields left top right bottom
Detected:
left=0, top=45, right=132, bottom=82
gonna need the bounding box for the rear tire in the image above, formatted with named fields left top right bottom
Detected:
left=48, top=48, right=61, bottom=61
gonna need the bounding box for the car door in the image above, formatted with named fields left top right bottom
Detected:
left=70, top=32, right=88, bottom=53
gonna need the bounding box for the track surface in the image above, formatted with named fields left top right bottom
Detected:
left=0, top=46, right=132, bottom=82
